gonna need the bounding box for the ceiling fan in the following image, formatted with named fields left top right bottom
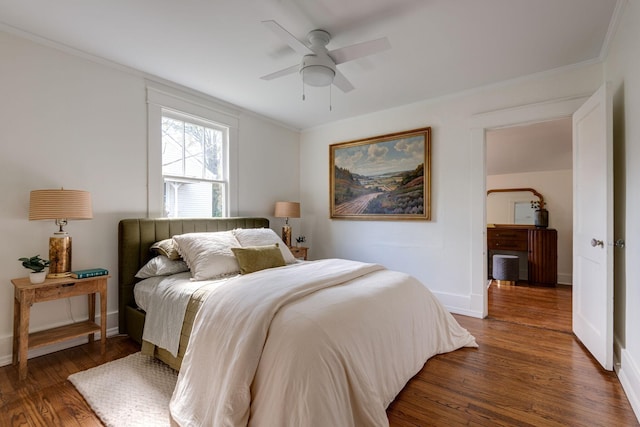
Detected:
left=260, top=20, right=391, bottom=93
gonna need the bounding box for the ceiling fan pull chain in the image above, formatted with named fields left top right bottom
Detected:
left=329, top=85, right=332, bottom=111
left=302, top=80, right=306, bottom=101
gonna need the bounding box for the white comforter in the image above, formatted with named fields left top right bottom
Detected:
left=170, top=259, right=477, bottom=427
left=139, top=272, right=233, bottom=357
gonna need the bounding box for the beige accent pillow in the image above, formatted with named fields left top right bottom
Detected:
left=173, top=231, right=241, bottom=280
left=232, top=228, right=296, bottom=264
left=231, top=244, right=286, bottom=275
left=150, top=239, right=182, bottom=260
left=135, top=255, right=189, bottom=279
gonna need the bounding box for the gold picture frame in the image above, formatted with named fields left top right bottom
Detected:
left=330, top=127, right=431, bottom=220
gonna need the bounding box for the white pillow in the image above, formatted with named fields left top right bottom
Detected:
left=232, top=228, right=296, bottom=264
left=173, top=231, right=241, bottom=280
left=135, top=255, right=189, bottom=279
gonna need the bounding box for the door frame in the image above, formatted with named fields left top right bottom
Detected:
left=469, top=95, right=590, bottom=317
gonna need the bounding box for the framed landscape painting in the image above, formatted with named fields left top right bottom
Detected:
left=330, top=127, right=431, bottom=220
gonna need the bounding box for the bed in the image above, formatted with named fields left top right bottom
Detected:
left=118, top=217, right=477, bottom=426
left=118, top=217, right=270, bottom=364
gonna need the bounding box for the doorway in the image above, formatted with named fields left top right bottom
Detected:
left=470, top=95, right=589, bottom=319
left=485, top=117, right=573, bottom=326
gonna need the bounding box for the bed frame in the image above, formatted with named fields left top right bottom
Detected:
left=118, top=217, right=270, bottom=343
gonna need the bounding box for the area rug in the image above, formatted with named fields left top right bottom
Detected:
left=68, top=352, right=177, bottom=427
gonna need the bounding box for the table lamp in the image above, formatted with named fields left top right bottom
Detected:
left=274, top=201, right=300, bottom=247
left=29, top=189, right=93, bottom=278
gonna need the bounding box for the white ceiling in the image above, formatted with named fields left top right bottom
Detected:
left=0, top=0, right=619, bottom=131
left=486, top=117, right=573, bottom=176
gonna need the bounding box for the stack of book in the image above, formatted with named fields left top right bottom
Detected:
left=70, top=268, right=109, bottom=279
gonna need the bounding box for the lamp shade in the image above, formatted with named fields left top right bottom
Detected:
left=274, top=201, right=300, bottom=219
left=29, top=189, right=93, bottom=220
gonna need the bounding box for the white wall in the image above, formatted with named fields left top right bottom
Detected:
left=604, top=0, right=640, bottom=418
left=487, top=170, right=573, bottom=284
left=0, top=30, right=299, bottom=365
left=300, top=64, right=602, bottom=317
left=237, top=111, right=300, bottom=215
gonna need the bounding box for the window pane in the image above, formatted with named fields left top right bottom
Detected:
left=164, top=180, right=225, bottom=218
left=210, top=129, right=225, bottom=180
left=161, top=112, right=227, bottom=218
left=204, top=129, right=220, bottom=179
left=184, top=122, right=205, bottom=178
left=162, top=117, right=184, bottom=176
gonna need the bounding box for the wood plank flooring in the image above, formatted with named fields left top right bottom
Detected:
left=488, top=280, right=573, bottom=333
left=388, top=282, right=637, bottom=426
left=1, top=284, right=637, bottom=426
left=0, top=336, right=138, bottom=426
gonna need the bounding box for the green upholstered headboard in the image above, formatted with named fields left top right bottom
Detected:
left=118, top=217, right=270, bottom=340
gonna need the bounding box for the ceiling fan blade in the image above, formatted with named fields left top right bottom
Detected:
left=260, top=64, right=299, bottom=81
left=329, top=37, right=391, bottom=65
left=333, top=70, right=354, bottom=93
left=262, top=20, right=313, bottom=56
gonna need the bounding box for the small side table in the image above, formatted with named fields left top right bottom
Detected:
left=289, top=246, right=308, bottom=260
left=11, top=275, right=108, bottom=380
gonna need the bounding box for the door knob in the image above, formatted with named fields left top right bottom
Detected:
left=591, top=238, right=604, bottom=248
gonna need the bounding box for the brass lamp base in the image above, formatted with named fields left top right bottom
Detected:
left=281, top=225, right=292, bottom=247
left=47, top=234, right=72, bottom=278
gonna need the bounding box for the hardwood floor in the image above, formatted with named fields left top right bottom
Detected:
left=1, top=285, right=637, bottom=426
left=488, top=280, right=573, bottom=333
left=0, top=336, right=139, bottom=426
left=388, top=282, right=637, bottom=426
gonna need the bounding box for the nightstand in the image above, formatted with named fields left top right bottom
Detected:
left=289, top=246, right=308, bottom=260
left=11, top=275, right=108, bottom=380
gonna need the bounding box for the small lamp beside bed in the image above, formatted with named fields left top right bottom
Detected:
left=274, top=201, right=300, bottom=247
left=28, top=188, right=93, bottom=278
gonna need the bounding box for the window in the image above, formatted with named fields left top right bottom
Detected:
left=147, top=83, right=239, bottom=217
left=161, top=112, right=227, bottom=217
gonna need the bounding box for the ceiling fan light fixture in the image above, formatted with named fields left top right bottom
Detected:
left=301, top=64, right=335, bottom=87
left=261, top=21, right=390, bottom=94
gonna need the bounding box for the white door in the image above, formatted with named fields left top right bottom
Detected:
left=572, top=83, right=613, bottom=371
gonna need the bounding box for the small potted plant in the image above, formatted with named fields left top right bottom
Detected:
left=530, top=200, right=548, bottom=228
left=18, top=255, right=50, bottom=284
left=295, top=236, right=306, bottom=247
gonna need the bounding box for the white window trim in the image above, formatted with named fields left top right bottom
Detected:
left=146, top=82, right=239, bottom=217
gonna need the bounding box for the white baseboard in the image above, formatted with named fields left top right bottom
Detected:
left=431, top=290, right=484, bottom=319
left=557, top=272, right=572, bottom=285
left=616, top=346, right=640, bottom=423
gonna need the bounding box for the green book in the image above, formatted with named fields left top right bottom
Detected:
left=71, top=268, right=109, bottom=279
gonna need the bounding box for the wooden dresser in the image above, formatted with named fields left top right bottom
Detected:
left=487, top=226, right=557, bottom=286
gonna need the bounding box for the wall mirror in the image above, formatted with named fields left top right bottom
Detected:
left=487, top=188, right=544, bottom=226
